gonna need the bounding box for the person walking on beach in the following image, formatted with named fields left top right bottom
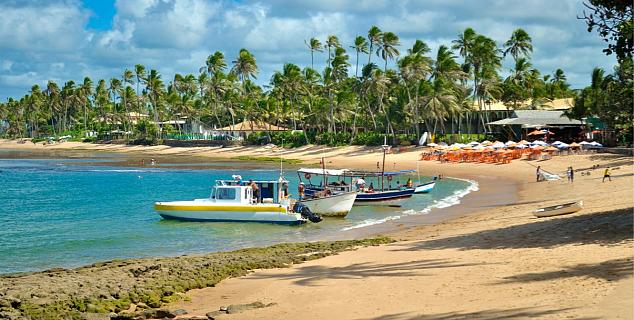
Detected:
left=569, top=166, right=574, bottom=183
left=603, top=167, right=611, bottom=182
left=566, top=167, right=574, bottom=182
left=536, top=166, right=542, bottom=182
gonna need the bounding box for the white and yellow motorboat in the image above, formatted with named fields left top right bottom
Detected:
left=155, top=178, right=321, bottom=225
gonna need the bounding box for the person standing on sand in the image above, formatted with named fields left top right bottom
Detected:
left=603, top=167, right=611, bottom=182
left=536, top=166, right=541, bottom=182
left=570, top=167, right=574, bottom=183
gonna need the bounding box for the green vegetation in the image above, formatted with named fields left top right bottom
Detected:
left=0, top=27, right=575, bottom=145
left=572, top=2, right=633, bottom=145
left=1, top=237, right=392, bottom=320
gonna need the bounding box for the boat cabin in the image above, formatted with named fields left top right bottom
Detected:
left=298, top=168, right=416, bottom=193
left=213, top=179, right=290, bottom=204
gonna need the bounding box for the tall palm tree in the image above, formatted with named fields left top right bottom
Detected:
left=122, top=69, right=134, bottom=135
left=376, top=31, right=400, bottom=71
left=367, top=26, right=382, bottom=66
left=351, top=36, right=369, bottom=77
left=200, top=51, right=227, bottom=77
left=134, top=64, right=147, bottom=115
left=304, top=38, right=323, bottom=69
left=504, top=28, right=533, bottom=61
left=231, top=48, right=258, bottom=88
left=325, top=35, right=341, bottom=65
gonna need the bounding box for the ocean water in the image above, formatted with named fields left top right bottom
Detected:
left=0, top=154, right=475, bottom=274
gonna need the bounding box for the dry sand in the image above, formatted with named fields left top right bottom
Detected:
left=1, top=139, right=633, bottom=319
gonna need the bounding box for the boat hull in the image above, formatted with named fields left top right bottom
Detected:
left=155, top=201, right=306, bottom=224
left=354, top=188, right=415, bottom=204
left=533, top=201, right=583, bottom=218
left=414, top=181, right=435, bottom=194
left=299, top=191, right=357, bottom=217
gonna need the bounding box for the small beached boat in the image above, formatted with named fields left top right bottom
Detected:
left=414, top=180, right=436, bottom=194
left=297, top=168, right=357, bottom=217
left=414, top=161, right=435, bottom=194
left=533, top=201, right=583, bottom=218
left=155, top=178, right=322, bottom=224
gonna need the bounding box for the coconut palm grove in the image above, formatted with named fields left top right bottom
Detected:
left=0, top=23, right=632, bottom=146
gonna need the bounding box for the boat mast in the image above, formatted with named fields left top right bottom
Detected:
left=381, top=136, right=387, bottom=191
left=322, top=156, right=327, bottom=189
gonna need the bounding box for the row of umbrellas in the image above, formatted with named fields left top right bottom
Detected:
left=426, top=140, right=603, bottom=151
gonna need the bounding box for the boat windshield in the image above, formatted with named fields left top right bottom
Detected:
left=212, top=187, right=237, bottom=200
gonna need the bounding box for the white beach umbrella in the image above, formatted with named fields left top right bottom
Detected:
left=579, top=141, right=592, bottom=145
left=467, top=141, right=480, bottom=146
left=439, top=142, right=448, bottom=147
left=555, top=143, right=570, bottom=149
left=492, top=142, right=506, bottom=149
left=589, top=141, right=603, bottom=148
left=531, top=140, right=548, bottom=146
left=552, top=141, right=564, bottom=145
left=427, top=142, right=439, bottom=147
left=515, top=144, right=529, bottom=149
left=505, top=140, right=516, bottom=146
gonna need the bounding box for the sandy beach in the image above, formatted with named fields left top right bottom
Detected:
left=0, top=139, right=632, bottom=319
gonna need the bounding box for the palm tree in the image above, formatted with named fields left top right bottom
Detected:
left=134, top=64, right=147, bottom=115
left=351, top=36, right=369, bottom=77
left=304, top=38, right=323, bottom=69
left=325, top=35, right=341, bottom=65
left=231, top=48, right=258, bottom=88
left=200, top=51, right=227, bottom=77
left=122, top=69, right=134, bottom=135
left=367, top=26, right=382, bottom=66
left=421, top=79, right=459, bottom=134
left=504, top=28, right=533, bottom=61
left=376, top=31, right=400, bottom=71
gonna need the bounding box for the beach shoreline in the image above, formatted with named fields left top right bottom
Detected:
left=0, top=139, right=632, bottom=319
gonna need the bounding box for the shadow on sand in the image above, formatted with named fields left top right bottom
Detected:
left=394, top=207, right=632, bottom=252
left=500, top=257, right=633, bottom=284
left=247, top=259, right=485, bottom=287
left=360, top=307, right=598, bottom=320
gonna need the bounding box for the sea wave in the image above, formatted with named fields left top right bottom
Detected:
left=341, top=178, right=479, bottom=231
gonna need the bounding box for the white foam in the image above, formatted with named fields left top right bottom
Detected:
left=341, top=178, right=479, bottom=231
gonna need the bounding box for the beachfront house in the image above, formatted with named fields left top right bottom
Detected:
left=218, top=120, right=290, bottom=140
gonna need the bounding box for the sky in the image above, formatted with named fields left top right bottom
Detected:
left=0, top=0, right=617, bottom=100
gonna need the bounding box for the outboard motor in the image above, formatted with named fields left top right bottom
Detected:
left=293, top=202, right=322, bottom=223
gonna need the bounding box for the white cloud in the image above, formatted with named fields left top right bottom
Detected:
left=0, top=0, right=620, bottom=100
left=0, top=1, right=89, bottom=52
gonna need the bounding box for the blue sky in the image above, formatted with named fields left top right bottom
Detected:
left=0, top=0, right=617, bottom=100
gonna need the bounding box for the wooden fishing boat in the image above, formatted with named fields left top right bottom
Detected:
left=533, top=201, right=583, bottom=218
left=298, top=190, right=357, bottom=217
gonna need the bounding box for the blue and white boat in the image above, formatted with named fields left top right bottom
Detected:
left=298, top=168, right=416, bottom=205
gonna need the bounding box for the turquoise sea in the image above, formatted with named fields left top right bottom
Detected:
left=0, top=151, right=475, bottom=274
